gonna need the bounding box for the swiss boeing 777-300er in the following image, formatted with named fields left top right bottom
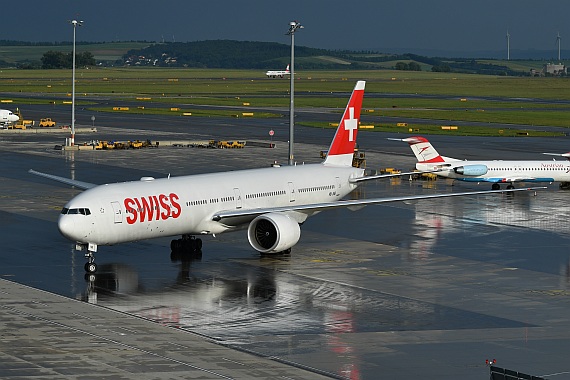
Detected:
left=30, top=81, right=541, bottom=274
left=392, top=135, right=570, bottom=189
left=265, top=65, right=290, bottom=78
left=0, top=109, right=19, bottom=126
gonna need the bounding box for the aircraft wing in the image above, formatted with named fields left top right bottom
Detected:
left=508, top=177, right=539, bottom=182
left=482, top=176, right=543, bottom=183
left=349, top=170, right=440, bottom=183
left=212, top=186, right=544, bottom=225
left=543, top=152, right=570, bottom=160
left=29, top=169, right=97, bottom=190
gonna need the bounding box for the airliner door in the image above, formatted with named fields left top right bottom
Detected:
left=233, top=188, right=242, bottom=209
left=111, top=201, right=122, bottom=223
left=288, top=182, right=296, bottom=202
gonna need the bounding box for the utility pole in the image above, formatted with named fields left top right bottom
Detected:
left=286, top=21, right=303, bottom=166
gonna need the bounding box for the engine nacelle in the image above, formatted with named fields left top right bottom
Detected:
left=247, top=213, right=301, bottom=254
left=453, top=164, right=488, bottom=176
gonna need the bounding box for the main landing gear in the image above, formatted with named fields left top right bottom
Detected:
left=491, top=183, right=515, bottom=190
left=170, top=235, right=203, bottom=262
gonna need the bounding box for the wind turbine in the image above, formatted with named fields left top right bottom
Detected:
left=556, top=32, right=561, bottom=62
left=506, top=30, right=510, bottom=60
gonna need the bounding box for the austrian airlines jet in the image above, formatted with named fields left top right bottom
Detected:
left=30, top=82, right=540, bottom=274
left=392, top=136, right=570, bottom=189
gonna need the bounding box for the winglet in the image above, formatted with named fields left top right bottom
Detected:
left=323, top=81, right=365, bottom=167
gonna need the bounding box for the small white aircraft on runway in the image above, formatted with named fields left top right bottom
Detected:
left=392, top=135, right=570, bottom=189
left=30, top=82, right=542, bottom=274
left=0, top=109, right=19, bottom=126
left=266, top=64, right=290, bottom=78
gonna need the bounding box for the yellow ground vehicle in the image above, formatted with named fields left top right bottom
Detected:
left=38, top=118, right=56, bottom=127
left=129, top=140, right=143, bottom=149
left=13, top=109, right=33, bottom=129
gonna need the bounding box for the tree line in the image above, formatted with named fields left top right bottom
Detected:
left=40, top=51, right=96, bottom=69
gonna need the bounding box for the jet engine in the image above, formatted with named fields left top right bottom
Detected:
left=453, top=164, right=488, bottom=176
left=247, top=213, right=301, bottom=254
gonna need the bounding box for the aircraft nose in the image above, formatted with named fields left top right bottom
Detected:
left=58, top=215, right=79, bottom=241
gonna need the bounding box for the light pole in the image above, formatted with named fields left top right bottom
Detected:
left=69, top=19, right=83, bottom=146
left=286, top=21, right=303, bottom=166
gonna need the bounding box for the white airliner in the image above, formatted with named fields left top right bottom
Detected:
left=266, top=64, right=290, bottom=78
left=30, top=82, right=540, bottom=274
left=392, top=135, right=570, bottom=189
left=0, top=109, right=19, bottom=126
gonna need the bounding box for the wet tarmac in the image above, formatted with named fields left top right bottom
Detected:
left=2, top=107, right=570, bottom=379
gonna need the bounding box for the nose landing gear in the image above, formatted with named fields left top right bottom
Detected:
left=75, top=242, right=98, bottom=280
left=170, top=235, right=203, bottom=262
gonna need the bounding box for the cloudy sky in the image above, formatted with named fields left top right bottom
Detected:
left=4, top=0, right=569, bottom=56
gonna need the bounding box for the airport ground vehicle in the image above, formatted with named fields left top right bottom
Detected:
left=38, top=118, right=56, bottom=127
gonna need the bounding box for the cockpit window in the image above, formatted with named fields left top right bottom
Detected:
left=61, top=207, right=91, bottom=215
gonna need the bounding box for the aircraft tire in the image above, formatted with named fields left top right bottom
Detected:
left=492, top=184, right=501, bottom=190
left=84, top=262, right=97, bottom=274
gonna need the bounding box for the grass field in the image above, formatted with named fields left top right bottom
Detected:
left=0, top=67, right=568, bottom=137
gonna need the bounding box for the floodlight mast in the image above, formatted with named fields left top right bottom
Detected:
left=506, top=30, right=510, bottom=61
left=69, top=19, right=83, bottom=146
left=286, top=21, right=303, bottom=166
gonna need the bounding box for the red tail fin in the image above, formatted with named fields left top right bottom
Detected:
left=323, top=81, right=365, bottom=167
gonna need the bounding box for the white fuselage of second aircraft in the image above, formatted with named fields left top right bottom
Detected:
left=417, top=159, right=570, bottom=184
left=58, top=164, right=362, bottom=246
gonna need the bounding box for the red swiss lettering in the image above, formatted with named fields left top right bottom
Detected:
left=159, top=194, right=171, bottom=220
left=125, top=198, right=136, bottom=224
left=170, top=193, right=181, bottom=218
left=123, top=192, right=182, bottom=224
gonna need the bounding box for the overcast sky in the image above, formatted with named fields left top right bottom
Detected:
left=4, top=0, right=569, bottom=56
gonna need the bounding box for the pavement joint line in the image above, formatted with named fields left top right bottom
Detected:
left=0, top=289, right=235, bottom=379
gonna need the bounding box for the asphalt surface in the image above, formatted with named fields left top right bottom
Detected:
left=2, top=99, right=570, bottom=379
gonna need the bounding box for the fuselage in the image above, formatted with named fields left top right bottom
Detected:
left=58, top=164, right=363, bottom=246
left=265, top=70, right=290, bottom=77
left=417, top=159, right=570, bottom=183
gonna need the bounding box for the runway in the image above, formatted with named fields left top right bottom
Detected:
left=2, top=104, right=570, bottom=379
